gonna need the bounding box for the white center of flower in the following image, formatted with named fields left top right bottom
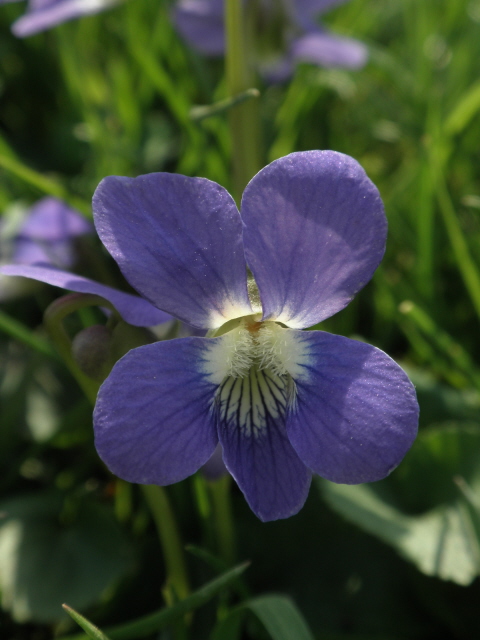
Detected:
left=204, top=317, right=309, bottom=438
left=207, top=317, right=296, bottom=380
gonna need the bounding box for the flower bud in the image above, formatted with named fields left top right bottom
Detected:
left=72, top=325, right=112, bottom=381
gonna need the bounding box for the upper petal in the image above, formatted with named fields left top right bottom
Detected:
left=173, top=0, right=225, bottom=56
left=94, top=338, right=219, bottom=485
left=241, top=151, right=386, bottom=328
left=93, top=173, right=252, bottom=329
left=0, top=264, right=169, bottom=327
left=284, top=330, right=419, bottom=483
left=291, top=31, right=368, bottom=69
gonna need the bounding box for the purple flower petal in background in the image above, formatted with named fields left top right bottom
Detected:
left=0, top=197, right=93, bottom=300
left=0, top=0, right=119, bottom=37
left=292, top=30, right=367, bottom=69
left=172, top=0, right=224, bottom=56
left=173, top=0, right=368, bottom=80
left=87, top=150, right=418, bottom=521
left=11, top=197, right=93, bottom=268
left=0, top=263, right=170, bottom=327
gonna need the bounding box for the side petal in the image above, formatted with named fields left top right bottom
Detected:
left=94, top=338, right=219, bottom=485
left=241, top=151, right=386, bottom=328
left=292, top=31, right=368, bottom=69
left=0, top=264, right=170, bottom=327
left=213, top=367, right=311, bottom=521
left=93, top=173, right=252, bottom=330
left=285, top=330, right=419, bottom=484
left=173, top=0, right=225, bottom=56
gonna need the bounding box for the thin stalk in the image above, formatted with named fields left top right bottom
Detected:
left=0, top=309, right=58, bottom=359
left=208, top=475, right=236, bottom=566
left=0, top=153, right=91, bottom=217
left=225, top=0, right=262, bottom=201
left=141, top=484, right=190, bottom=603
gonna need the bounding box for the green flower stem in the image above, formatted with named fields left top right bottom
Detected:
left=141, top=484, right=190, bottom=603
left=190, top=88, right=260, bottom=122
left=0, top=309, right=58, bottom=360
left=225, top=0, right=262, bottom=201
left=208, top=475, right=236, bottom=566
left=0, top=145, right=91, bottom=218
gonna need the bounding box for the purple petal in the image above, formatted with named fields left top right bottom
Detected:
left=12, top=238, right=75, bottom=268
left=94, top=338, right=219, bottom=485
left=214, top=368, right=311, bottom=521
left=0, top=264, right=170, bottom=327
left=12, top=0, right=117, bottom=37
left=12, top=197, right=93, bottom=268
left=241, top=151, right=386, bottom=328
left=17, top=197, right=92, bottom=242
left=286, top=330, right=419, bottom=484
left=295, top=0, right=353, bottom=21
left=292, top=31, right=368, bottom=69
left=93, top=172, right=252, bottom=330
left=173, top=0, right=225, bottom=55
left=11, top=238, right=61, bottom=266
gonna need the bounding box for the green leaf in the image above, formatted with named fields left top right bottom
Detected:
left=244, top=595, right=315, bottom=640
left=0, top=491, right=132, bottom=622
left=210, top=594, right=315, bottom=640
left=319, top=425, right=480, bottom=585
left=57, top=562, right=250, bottom=640
left=209, top=609, right=244, bottom=640
left=62, top=605, right=112, bottom=640
left=444, top=80, right=480, bottom=137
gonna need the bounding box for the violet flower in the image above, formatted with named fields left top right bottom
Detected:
left=174, top=0, right=368, bottom=80
left=1, top=151, right=418, bottom=521
left=0, top=0, right=119, bottom=38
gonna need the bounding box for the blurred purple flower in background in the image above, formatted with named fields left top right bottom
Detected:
left=0, top=0, right=118, bottom=37
left=7, top=197, right=93, bottom=268
left=0, top=197, right=93, bottom=299
left=174, top=0, right=368, bottom=80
